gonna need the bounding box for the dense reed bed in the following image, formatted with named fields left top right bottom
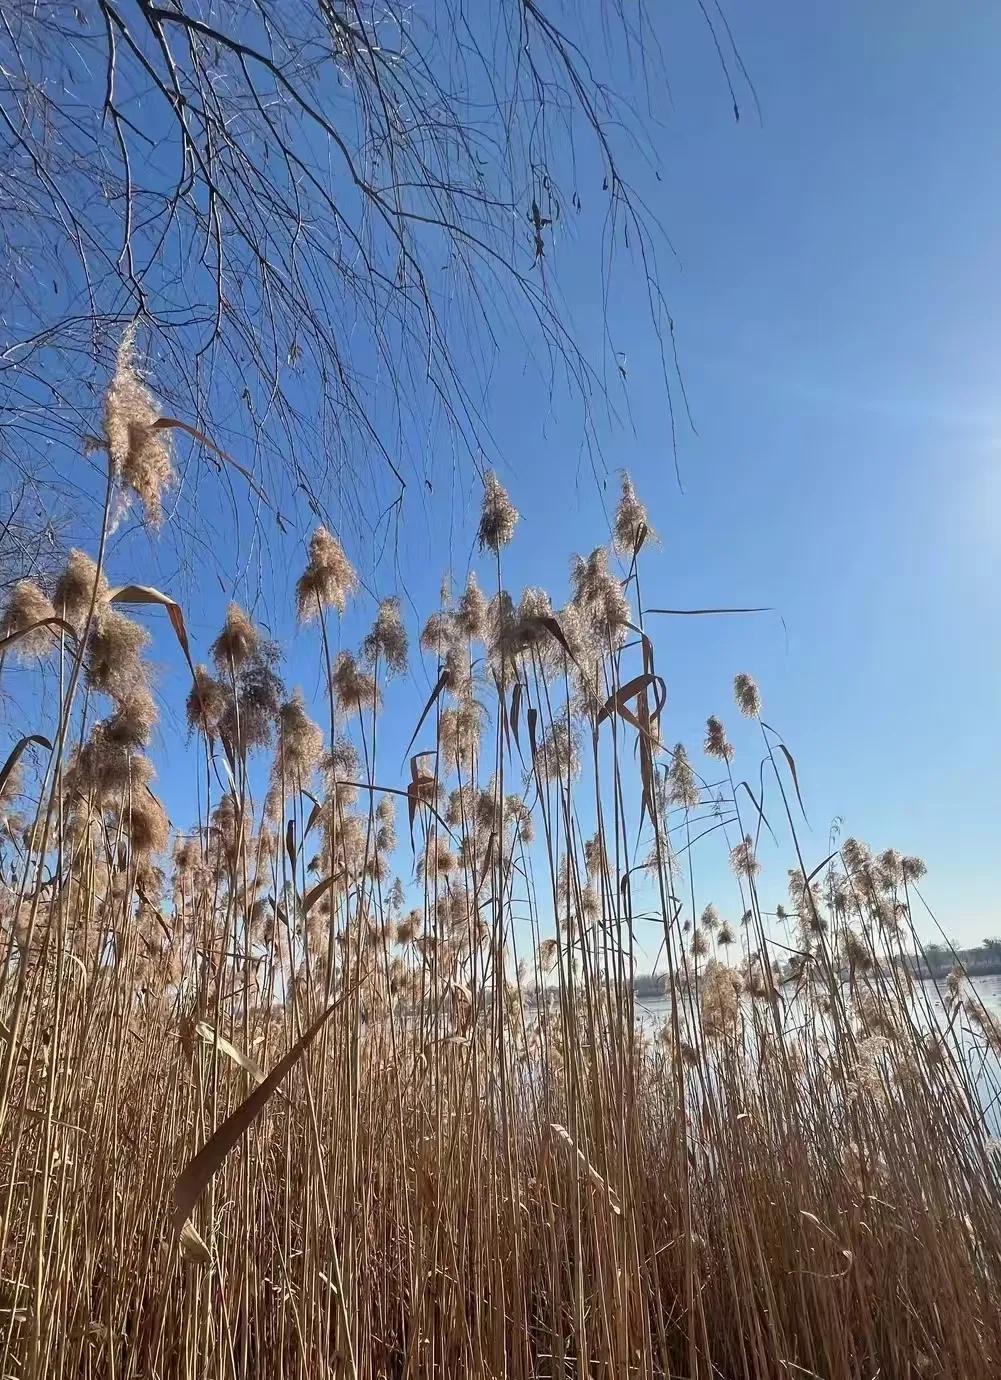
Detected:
left=2, top=342, right=1001, bottom=1378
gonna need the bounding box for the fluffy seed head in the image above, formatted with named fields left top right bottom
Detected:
left=538, top=937, right=559, bottom=973
left=445, top=784, right=475, bottom=829
left=506, top=794, right=534, bottom=844
left=877, top=848, right=903, bottom=891
left=456, top=572, right=489, bottom=641
left=789, top=868, right=826, bottom=934
left=375, top=803, right=397, bottom=853
left=613, top=473, right=655, bottom=556
left=700, top=903, right=720, bottom=933
left=841, top=837, right=871, bottom=879
left=219, top=653, right=284, bottom=756
left=439, top=701, right=484, bottom=774
left=86, top=609, right=150, bottom=699
left=511, top=587, right=563, bottom=677
left=477, top=471, right=519, bottom=552
left=901, top=855, right=927, bottom=883
left=186, top=665, right=230, bottom=736
left=331, top=651, right=381, bottom=716
left=570, top=547, right=631, bottom=648
left=325, top=736, right=359, bottom=782
left=518, top=585, right=555, bottom=626
left=533, top=715, right=581, bottom=784
left=211, top=603, right=261, bottom=673
left=103, top=684, right=158, bottom=750
left=0, top=759, right=24, bottom=834
left=274, top=691, right=324, bottom=783
left=580, top=883, right=600, bottom=921
left=704, top=716, right=733, bottom=763
left=66, top=727, right=155, bottom=804
left=1, top=581, right=56, bottom=658
left=420, top=610, right=457, bottom=659
left=733, top=673, right=761, bottom=718
left=323, top=737, right=360, bottom=810
left=668, top=744, right=700, bottom=810
left=701, top=960, right=742, bottom=1038
left=122, top=787, right=170, bottom=857
left=842, top=928, right=872, bottom=971
left=420, top=834, right=456, bottom=881
left=103, top=325, right=173, bottom=526
left=397, top=909, right=422, bottom=944
left=296, top=527, right=357, bottom=619
left=362, top=597, right=408, bottom=676
left=486, top=590, right=519, bottom=668
left=729, top=835, right=761, bottom=878
left=54, top=550, right=109, bottom=634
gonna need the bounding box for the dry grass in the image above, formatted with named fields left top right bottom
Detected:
left=2, top=442, right=1001, bottom=1379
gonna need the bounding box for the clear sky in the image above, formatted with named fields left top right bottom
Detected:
left=469, top=0, right=1001, bottom=947
left=6, top=1, right=1000, bottom=948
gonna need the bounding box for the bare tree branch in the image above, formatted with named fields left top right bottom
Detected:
left=0, top=0, right=748, bottom=590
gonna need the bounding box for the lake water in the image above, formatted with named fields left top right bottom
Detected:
left=633, top=973, right=1001, bottom=1138
left=635, top=973, right=1001, bottom=1028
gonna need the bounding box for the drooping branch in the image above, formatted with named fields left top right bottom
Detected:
left=0, top=0, right=749, bottom=583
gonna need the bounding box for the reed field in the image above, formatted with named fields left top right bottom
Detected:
left=2, top=337, right=1001, bottom=1378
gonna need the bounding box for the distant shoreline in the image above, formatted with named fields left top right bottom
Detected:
left=896, top=949, right=1001, bottom=981
left=627, top=948, right=1001, bottom=1000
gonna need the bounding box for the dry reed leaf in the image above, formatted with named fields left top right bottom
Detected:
left=108, top=585, right=194, bottom=674
left=510, top=680, right=524, bottom=751
left=108, top=586, right=238, bottom=777
left=178, top=1218, right=212, bottom=1265
left=303, top=794, right=323, bottom=839
left=796, top=1209, right=853, bottom=1279
left=738, top=780, right=776, bottom=844
left=0, top=735, right=53, bottom=799
left=402, top=667, right=448, bottom=762
left=173, top=991, right=350, bottom=1241
left=799, top=1209, right=836, bottom=1239
left=493, top=666, right=512, bottom=757
left=193, top=1021, right=266, bottom=1085
left=406, top=756, right=439, bottom=844
left=805, top=850, right=839, bottom=884
left=596, top=672, right=666, bottom=732
left=302, top=871, right=345, bottom=915
left=152, top=417, right=287, bottom=531
left=531, top=614, right=578, bottom=667
left=775, top=741, right=809, bottom=823
left=547, top=1122, right=622, bottom=1215
left=62, top=952, right=88, bottom=986
left=0, top=616, right=77, bottom=655
left=22, top=1106, right=87, bottom=1134
left=644, top=605, right=770, bottom=617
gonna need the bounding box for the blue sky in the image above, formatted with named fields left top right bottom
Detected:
left=475, top=0, right=1001, bottom=947
left=368, top=0, right=1000, bottom=947
left=7, top=1, right=1000, bottom=947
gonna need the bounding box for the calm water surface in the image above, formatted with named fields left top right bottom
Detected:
left=636, top=974, right=1001, bottom=1027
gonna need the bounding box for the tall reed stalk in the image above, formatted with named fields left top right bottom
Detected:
left=2, top=366, right=1000, bottom=1378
